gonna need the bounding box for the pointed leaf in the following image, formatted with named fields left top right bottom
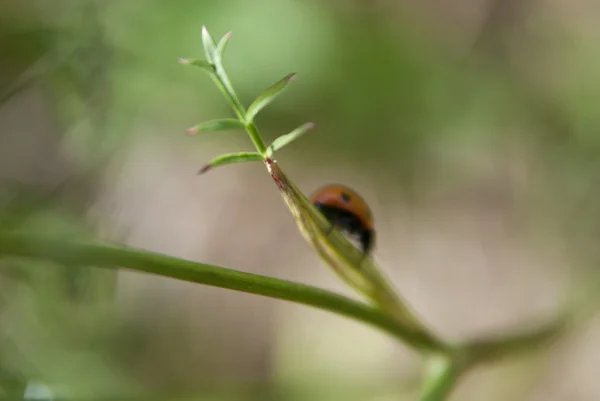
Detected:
left=266, top=122, right=315, bottom=156
left=201, top=26, right=217, bottom=64
left=186, top=118, right=246, bottom=135
left=264, top=160, right=442, bottom=346
left=245, top=73, right=296, bottom=123
left=179, top=58, right=214, bottom=73
left=198, top=152, right=263, bottom=175
left=216, top=31, right=232, bottom=60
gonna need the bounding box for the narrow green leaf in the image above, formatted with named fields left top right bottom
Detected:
left=264, top=159, right=448, bottom=352
left=245, top=73, right=296, bottom=123
left=266, top=122, right=315, bottom=157
left=201, top=26, right=217, bottom=64
left=186, top=118, right=246, bottom=136
left=216, top=31, right=233, bottom=60
left=198, top=152, right=263, bottom=174
left=179, top=58, right=214, bottom=73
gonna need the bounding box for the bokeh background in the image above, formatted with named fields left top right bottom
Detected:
left=2, top=0, right=600, bottom=400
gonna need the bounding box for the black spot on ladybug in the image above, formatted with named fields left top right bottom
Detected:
left=340, top=192, right=351, bottom=203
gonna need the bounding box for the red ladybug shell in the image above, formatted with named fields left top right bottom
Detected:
left=310, top=184, right=374, bottom=231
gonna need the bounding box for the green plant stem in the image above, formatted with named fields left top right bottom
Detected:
left=0, top=232, right=434, bottom=351
left=419, top=355, right=461, bottom=401
left=245, top=123, right=268, bottom=155
left=416, top=317, right=567, bottom=400
left=0, top=231, right=566, bottom=357
left=0, top=231, right=568, bottom=400
left=461, top=317, right=567, bottom=368
left=210, top=65, right=267, bottom=154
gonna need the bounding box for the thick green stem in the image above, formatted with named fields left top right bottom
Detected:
left=0, top=232, right=438, bottom=351
left=0, top=231, right=568, bottom=401
left=419, top=355, right=462, bottom=401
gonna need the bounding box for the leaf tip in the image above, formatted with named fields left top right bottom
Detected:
left=186, top=126, right=198, bottom=135
left=306, top=122, right=315, bottom=129
left=223, top=31, right=233, bottom=40
left=198, top=164, right=212, bottom=175
left=285, top=73, right=297, bottom=83
left=179, top=58, right=190, bottom=65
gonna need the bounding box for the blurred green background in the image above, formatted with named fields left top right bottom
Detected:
left=2, top=0, right=600, bottom=400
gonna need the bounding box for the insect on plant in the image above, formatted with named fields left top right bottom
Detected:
left=176, top=26, right=567, bottom=401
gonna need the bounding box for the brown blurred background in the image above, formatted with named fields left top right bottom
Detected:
left=1, top=0, right=600, bottom=400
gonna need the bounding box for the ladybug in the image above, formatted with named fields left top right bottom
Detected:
left=310, top=184, right=375, bottom=256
